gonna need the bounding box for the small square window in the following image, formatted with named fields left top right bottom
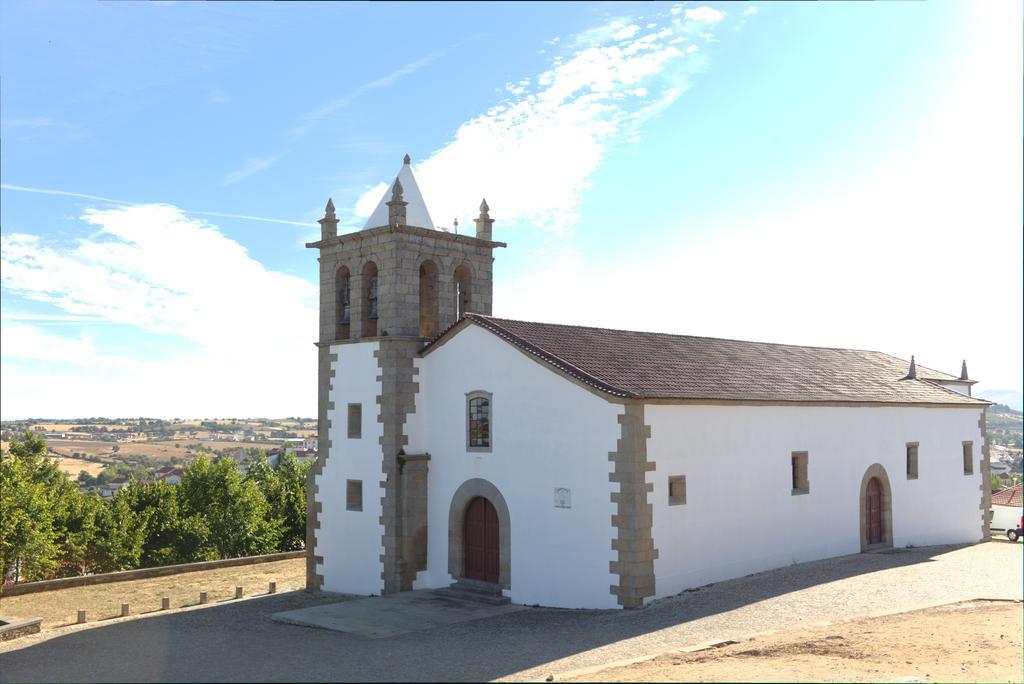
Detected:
left=906, top=443, right=919, bottom=480
left=347, top=403, right=362, bottom=439
left=346, top=479, right=363, bottom=511
left=668, top=475, right=687, bottom=506
left=791, top=452, right=809, bottom=495
left=962, top=441, right=973, bottom=475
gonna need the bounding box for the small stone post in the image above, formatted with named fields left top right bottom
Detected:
left=161, top=597, right=170, bottom=610
left=120, top=603, right=130, bottom=617
left=235, top=586, right=243, bottom=599
left=319, top=198, right=338, bottom=240
left=77, top=609, right=87, bottom=624
left=474, top=198, right=494, bottom=241
left=199, top=591, right=208, bottom=605
left=386, top=177, right=408, bottom=227
left=269, top=581, right=277, bottom=594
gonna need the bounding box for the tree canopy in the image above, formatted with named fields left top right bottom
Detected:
left=0, top=435, right=311, bottom=585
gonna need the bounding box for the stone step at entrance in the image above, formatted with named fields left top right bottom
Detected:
left=432, top=579, right=510, bottom=606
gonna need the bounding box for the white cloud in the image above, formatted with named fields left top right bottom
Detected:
left=0, top=205, right=318, bottom=417
left=221, top=153, right=285, bottom=186
left=352, top=13, right=718, bottom=244
left=744, top=6, right=759, bottom=15
left=684, top=7, right=726, bottom=24
left=498, top=2, right=1023, bottom=392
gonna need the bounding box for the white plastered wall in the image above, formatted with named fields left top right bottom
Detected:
left=647, top=404, right=986, bottom=599
left=407, top=325, right=622, bottom=609
left=316, top=341, right=386, bottom=596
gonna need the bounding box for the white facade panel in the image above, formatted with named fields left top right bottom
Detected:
left=409, top=325, right=622, bottom=609
left=316, top=341, right=386, bottom=596
left=646, top=404, right=986, bottom=599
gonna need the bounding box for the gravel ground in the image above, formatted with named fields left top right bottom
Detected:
left=0, top=541, right=1020, bottom=682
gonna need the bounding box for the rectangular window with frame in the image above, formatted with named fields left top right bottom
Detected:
left=906, top=442, right=919, bottom=480
left=466, top=391, right=492, bottom=452
left=791, top=451, right=809, bottom=495
left=962, top=441, right=973, bottom=475
left=346, top=479, right=363, bottom=511
left=668, top=475, right=687, bottom=506
left=347, top=403, right=362, bottom=439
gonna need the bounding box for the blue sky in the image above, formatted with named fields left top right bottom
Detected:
left=2, top=1, right=1021, bottom=418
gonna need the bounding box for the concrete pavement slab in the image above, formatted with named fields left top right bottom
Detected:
left=271, top=588, right=527, bottom=638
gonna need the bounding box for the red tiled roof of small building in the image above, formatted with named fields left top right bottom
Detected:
left=422, top=315, right=989, bottom=406
left=992, top=483, right=1022, bottom=507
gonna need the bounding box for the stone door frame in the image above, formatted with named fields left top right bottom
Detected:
left=448, top=478, right=511, bottom=589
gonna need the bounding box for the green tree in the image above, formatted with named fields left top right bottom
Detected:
left=0, top=433, right=60, bottom=582
left=179, top=455, right=280, bottom=558
left=92, top=492, right=145, bottom=572
left=245, top=452, right=310, bottom=551
left=119, top=481, right=216, bottom=567
left=275, top=453, right=311, bottom=551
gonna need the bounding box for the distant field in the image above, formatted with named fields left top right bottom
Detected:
left=30, top=423, right=136, bottom=432
left=46, top=438, right=283, bottom=462
left=54, top=457, right=107, bottom=477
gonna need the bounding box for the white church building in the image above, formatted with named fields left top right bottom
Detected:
left=305, top=156, right=991, bottom=609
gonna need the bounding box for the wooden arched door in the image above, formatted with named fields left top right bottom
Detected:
left=464, top=496, right=499, bottom=583
left=866, top=477, right=883, bottom=545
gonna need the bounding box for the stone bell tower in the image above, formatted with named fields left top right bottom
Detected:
left=306, top=155, right=505, bottom=594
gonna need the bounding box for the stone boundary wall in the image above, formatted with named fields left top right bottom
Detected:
left=1, top=550, right=304, bottom=597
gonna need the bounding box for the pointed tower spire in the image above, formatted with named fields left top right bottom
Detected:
left=474, top=198, right=494, bottom=241
left=319, top=197, right=338, bottom=239
left=386, top=177, right=408, bottom=227
left=903, top=355, right=918, bottom=380
left=960, top=360, right=969, bottom=381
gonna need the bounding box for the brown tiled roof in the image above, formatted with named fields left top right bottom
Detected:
left=992, top=484, right=1022, bottom=507
left=422, top=315, right=988, bottom=405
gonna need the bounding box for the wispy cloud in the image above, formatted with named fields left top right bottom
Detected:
left=352, top=9, right=725, bottom=243
left=0, top=205, right=318, bottom=417
left=208, top=87, right=230, bottom=105
left=1, top=183, right=310, bottom=227
left=221, top=153, right=286, bottom=186
left=1, top=116, right=85, bottom=142
left=290, top=45, right=456, bottom=140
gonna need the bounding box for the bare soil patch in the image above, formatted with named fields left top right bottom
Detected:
left=53, top=457, right=106, bottom=477
left=0, top=558, right=306, bottom=630
left=567, top=600, right=1023, bottom=683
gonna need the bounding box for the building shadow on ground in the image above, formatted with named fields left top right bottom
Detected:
left=0, top=544, right=972, bottom=683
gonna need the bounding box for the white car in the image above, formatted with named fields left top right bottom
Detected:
left=991, top=505, right=1023, bottom=542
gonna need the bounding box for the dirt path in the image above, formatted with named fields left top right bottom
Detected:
left=565, top=600, right=1024, bottom=683
left=0, top=558, right=305, bottom=629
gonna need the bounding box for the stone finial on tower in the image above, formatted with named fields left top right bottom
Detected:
left=960, top=360, right=969, bottom=381
left=902, top=355, right=917, bottom=380
left=386, top=177, right=407, bottom=227
left=403, top=153, right=412, bottom=165
left=474, top=198, right=494, bottom=241
left=318, top=197, right=338, bottom=239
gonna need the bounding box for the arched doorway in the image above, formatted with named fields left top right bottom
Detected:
left=447, top=478, right=511, bottom=589
left=859, top=464, right=893, bottom=551
left=464, top=497, right=499, bottom=583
